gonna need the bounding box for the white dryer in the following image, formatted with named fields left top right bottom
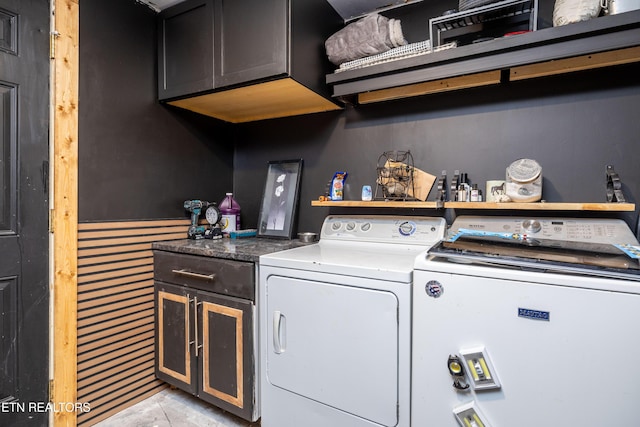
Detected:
left=259, top=215, right=446, bottom=427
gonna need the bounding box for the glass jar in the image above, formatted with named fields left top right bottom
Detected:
left=505, top=159, right=542, bottom=202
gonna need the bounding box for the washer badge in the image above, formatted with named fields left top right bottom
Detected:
left=426, top=280, right=444, bottom=298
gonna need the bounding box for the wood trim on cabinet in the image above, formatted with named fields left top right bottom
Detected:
left=353, top=45, right=640, bottom=104
left=358, top=70, right=502, bottom=104
left=167, top=77, right=341, bottom=123
left=157, top=290, right=192, bottom=385
left=509, top=45, right=640, bottom=81
left=201, top=301, right=245, bottom=408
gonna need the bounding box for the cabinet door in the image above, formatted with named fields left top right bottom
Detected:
left=158, top=0, right=215, bottom=100
left=155, top=282, right=197, bottom=394
left=198, top=290, right=255, bottom=420
left=214, top=0, right=288, bottom=88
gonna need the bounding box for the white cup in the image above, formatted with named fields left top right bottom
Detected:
left=485, top=180, right=506, bottom=202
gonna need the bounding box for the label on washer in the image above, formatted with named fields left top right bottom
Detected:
left=615, top=244, right=640, bottom=259
left=425, top=280, right=444, bottom=298
left=518, top=308, right=550, bottom=321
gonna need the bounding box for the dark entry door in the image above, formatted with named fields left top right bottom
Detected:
left=0, top=0, right=50, bottom=425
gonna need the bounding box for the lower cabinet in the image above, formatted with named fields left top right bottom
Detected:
left=155, top=281, right=256, bottom=421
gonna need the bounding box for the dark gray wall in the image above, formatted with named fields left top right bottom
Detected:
left=78, top=0, right=639, bottom=236
left=234, top=62, right=640, bottom=234
left=79, top=0, right=234, bottom=221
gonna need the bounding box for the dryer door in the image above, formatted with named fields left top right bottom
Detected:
left=266, top=275, right=399, bottom=427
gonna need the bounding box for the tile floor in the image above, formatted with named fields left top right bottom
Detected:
left=94, top=388, right=260, bottom=427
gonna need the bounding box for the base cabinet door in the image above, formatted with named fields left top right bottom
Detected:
left=155, top=282, right=197, bottom=394
left=155, top=281, right=256, bottom=420
left=198, top=290, right=254, bottom=420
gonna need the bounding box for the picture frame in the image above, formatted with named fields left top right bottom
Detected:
left=257, top=159, right=303, bottom=239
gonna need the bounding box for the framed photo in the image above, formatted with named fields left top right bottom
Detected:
left=257, top=159, right=303, bottom=239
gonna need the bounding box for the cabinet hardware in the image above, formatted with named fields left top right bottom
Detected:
left=172, top=269, right=216, bottom=281
left=196, top=299, right=203, bottom=357
left=188, top=295, right=195, bottom=355
left=193, top=296, right=199, bottom=357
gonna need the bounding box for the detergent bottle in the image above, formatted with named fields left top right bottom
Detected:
left=219, top=193, right=241, bottom=234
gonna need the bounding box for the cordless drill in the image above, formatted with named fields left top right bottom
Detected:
left=183, top=200, right=211, bottom=239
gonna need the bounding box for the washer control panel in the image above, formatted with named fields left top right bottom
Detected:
left=449, top=216, right=639, bottom=245
left=321, top=215, right=447, bottom=246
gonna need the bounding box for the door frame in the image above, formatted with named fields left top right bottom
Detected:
left=51, top=0, right=79, bottom=426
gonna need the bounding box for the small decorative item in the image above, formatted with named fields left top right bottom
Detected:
left=374, top=150, right=437, bottom=201
left=257, top=159, right=303, bottom=239
left=361, top=185, right=373, bottom=201
left=376, top=151, right=415, bottom=200
left=505, top=158, right=542, bottom=202
left=485, top=180, right=506, bottom=202
left=330, top=171, right=348, bottom=200
left=606, top=164, right=626, bottom=203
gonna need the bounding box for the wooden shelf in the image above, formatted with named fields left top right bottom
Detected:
left=311, top=200, right=636, bottom=211
left=327, top=11, right=640, bottom=101
left=311, top=200, right=441, bottom=208
left=445, top=202, right=636, bottom=211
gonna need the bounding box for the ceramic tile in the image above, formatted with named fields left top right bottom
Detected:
left=94, top=389, right=258, bottom=427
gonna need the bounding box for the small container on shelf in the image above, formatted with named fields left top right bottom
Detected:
left=505, top=158, right=542, bottom=202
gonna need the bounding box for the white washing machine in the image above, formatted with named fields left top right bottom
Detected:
left=412, top=216, right=640, bottom=427
left=259, top=215, right=447, bottom=427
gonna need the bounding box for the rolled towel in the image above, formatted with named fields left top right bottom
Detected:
left=325, top=13, right=407, bottom=66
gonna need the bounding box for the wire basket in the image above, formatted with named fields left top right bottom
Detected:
left=375, top=150, right=416, bottom=201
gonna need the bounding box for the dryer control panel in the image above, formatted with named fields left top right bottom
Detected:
left=321, top=215, right=447, bottom=246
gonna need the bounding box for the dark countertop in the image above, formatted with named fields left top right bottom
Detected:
left=152, top=237, right=308, bottom=263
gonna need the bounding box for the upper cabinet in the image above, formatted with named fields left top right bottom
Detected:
left=158, top=0, right=215, bottom=100
left=213, top=0, right=287, bottom=87
left=158, top=0, right=344, bottom=123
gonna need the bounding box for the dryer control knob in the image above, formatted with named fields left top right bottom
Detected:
left=399, top=221, right=416, bottom=236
